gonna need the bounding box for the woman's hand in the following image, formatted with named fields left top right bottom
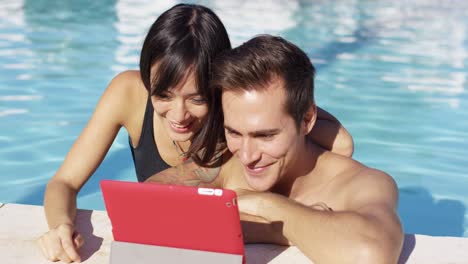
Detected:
left=37, top=223, right=84, bottom=263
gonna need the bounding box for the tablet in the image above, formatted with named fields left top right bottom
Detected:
left=100, top=180, right=244, bottom=257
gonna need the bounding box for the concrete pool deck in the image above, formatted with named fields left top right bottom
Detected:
left=1, top=203, right=467, bottom=263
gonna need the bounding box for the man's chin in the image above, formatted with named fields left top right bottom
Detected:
left=243, top=168, right=276, bottom=192
left=245, top=178, right=273, bottom=192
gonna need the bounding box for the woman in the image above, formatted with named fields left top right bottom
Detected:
left=38, top=4, right=352, bottom=263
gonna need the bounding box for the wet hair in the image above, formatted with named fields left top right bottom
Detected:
left=139, top=3, right=231, bottom=103
left=193, top=35, right=316, bottom=165
left=214, top=35, right=315, bottom=127
left=139, top=4, right=231, bottom=164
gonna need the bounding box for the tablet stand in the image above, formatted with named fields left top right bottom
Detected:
left=110, top=241, right=243, bottom=264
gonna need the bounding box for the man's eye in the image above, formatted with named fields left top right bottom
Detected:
left=259, top=134, right=275, bottom=140
left=226, top=129, right=240, bottom=137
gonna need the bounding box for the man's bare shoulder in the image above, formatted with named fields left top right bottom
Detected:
left=354, top=167, right=397, bottom=187
left=340, top=165, right=399, bottom=211
left=311, top=150, right=398, bottom=209
left=315, top=149, right=364, bottom=182
left=319, top=150, right=393, bottom=183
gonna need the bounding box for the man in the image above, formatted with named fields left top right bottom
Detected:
left=147, top=35, right=403, bottom=263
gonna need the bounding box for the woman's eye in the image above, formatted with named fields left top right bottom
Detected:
left=156, top=93, right=172, bottom=101
left=191, top=97, right=206, bottom=105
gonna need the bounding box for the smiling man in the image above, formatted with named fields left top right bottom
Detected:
left=147, top=35, right=403, bottom=263
left=212, top=35, right=403, bottom=263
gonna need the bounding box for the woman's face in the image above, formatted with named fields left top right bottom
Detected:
left=152, top=71, right=208, bottom=143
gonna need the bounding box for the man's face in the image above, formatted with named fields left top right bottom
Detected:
left=222, top=81, right=305, bottom=191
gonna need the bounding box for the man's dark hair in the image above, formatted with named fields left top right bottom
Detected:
left=192, top=35, right=316, bottom=165
left=213, top=34, right=315, bottom=127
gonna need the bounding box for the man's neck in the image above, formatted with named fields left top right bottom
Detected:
left=271, top=138, right=322, bottom=196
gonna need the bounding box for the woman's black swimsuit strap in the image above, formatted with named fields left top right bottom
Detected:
left=130, top=95, right=170, bottom=182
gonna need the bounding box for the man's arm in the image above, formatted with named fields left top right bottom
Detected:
left=237, top=170, right=403, bottom=264
left=309, top=107, right=354, bottom=157
left=239, top=211, right=291, bottom=245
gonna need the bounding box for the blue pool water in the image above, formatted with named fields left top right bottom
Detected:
left=1, top=0, right=467, bottom=237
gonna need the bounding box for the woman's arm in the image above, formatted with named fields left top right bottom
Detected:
left=145, top=157, right=224, bottom=187
left=38, top=71, right=137, bottom=263
left=308, top=106, right=354, bottom=157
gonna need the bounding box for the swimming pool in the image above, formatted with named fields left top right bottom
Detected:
left=1, top=0, right=467, bottom=237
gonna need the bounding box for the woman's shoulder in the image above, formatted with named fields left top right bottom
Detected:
left=106, top=70, right=148, bottom=104
left=113, top=70, right=141, bottom=82
left=110, top=70, right=144, bottom=92
left=98, top=70, right=148, bottom=127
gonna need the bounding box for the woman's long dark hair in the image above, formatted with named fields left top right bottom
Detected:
left=189, top=81, right=227, bottom=166
left=138, top=4, right=231, bottom=165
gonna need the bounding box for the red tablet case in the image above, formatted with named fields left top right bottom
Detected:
left=100, top=180, right=244, bottom=257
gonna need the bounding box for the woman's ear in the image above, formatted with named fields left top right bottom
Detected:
left=151, top=94, right=158, bottom=108
left=302, top=104, right=317, bottom=135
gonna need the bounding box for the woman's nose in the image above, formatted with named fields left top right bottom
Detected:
left=171, top=99, right=189, bottom=122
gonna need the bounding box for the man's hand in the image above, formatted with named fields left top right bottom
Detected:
left=234, top=189, right=266, bottom=216
left=37, top=223, right=84, bottom=263
left=235, top=189, right=286, bottom=217
left=234, top=189, right=292, bottom=245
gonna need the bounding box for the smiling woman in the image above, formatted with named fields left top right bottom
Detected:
left=36, top=4, right=233, bottom=262
left=151, top=71, right=208, bottom=146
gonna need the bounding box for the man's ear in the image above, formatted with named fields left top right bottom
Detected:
left=302, top=104, right=317, bottom=135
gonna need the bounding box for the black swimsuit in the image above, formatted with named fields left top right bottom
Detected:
left=130, top=96, right=170, bottom=182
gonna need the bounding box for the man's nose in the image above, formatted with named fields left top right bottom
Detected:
left=238, top=138, right=261, bottom=165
